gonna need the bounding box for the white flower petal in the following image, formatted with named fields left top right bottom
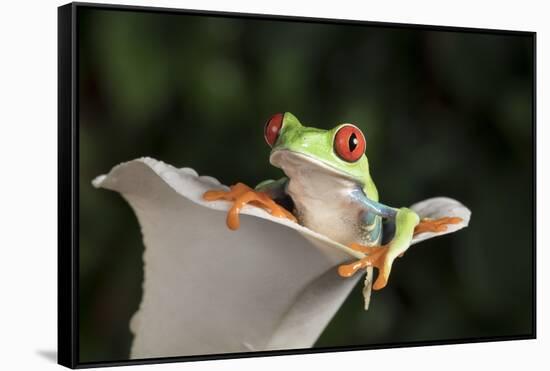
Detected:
left=92, top=157, right=470, bottom=358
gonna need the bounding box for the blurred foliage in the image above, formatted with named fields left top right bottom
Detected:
left=78, top=7, right=534, bottom=363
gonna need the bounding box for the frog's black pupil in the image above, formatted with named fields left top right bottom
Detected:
left=349, top=133, right=358, bottom=151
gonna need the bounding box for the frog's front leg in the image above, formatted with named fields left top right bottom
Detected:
left=338, top=207, right=419, bottom=290
left=203, top=178, right=296, bottom=230
left=414, top=216, right=462, bottom=235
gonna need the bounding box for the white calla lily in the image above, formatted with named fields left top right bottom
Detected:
left=92, top=157, right=471, bottom=359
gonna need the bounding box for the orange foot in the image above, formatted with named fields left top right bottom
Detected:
left=338, top=243, right=391, bottom=290
left=414, top=216, right=462, bottom=236
left=203, top=182, right=297, bottom=230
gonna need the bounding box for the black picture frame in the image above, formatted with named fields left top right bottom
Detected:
left=58, top=2, right=536, bottom=369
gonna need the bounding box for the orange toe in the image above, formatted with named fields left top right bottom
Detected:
left=203, top=182, right=296, bottom=230
left=414, top=216, right=462, bottom=236
left=338, top=245, right=390, bottom=290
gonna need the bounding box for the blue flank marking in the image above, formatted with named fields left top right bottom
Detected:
left=349, top=188, right=398, bottom=219
left=349, top=187, right=398, bottom=245
left=363, top=212, right=382, bottom=243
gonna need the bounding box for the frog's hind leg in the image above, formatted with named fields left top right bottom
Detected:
left=339, top=207, right=419, bottom=290
left=338, top=243, right=390, bottom=289
left=414, top=217, right=462, bottom=236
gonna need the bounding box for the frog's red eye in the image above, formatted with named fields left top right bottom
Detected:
left=264, top=113, right=284, bottom=147
left=334, top=124, right=366, bottom=162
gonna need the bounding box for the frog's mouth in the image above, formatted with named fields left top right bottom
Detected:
left=269, top=149, right=363, bottom=187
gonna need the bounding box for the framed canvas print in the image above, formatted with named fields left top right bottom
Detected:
left=58, top=2, right=536, bottom=368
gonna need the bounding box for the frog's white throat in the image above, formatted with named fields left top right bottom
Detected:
left=269, top=149, right=367, bottom=245
left=269, top=149, right=362, bottom=188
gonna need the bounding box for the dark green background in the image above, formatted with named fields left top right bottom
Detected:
left=78, top=7, right=534, bottom=363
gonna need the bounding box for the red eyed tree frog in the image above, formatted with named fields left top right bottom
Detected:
left=204, top=112, right=461, bottom=290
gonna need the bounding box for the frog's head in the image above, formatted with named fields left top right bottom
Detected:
left=264, top=112, right=378, bottom=199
